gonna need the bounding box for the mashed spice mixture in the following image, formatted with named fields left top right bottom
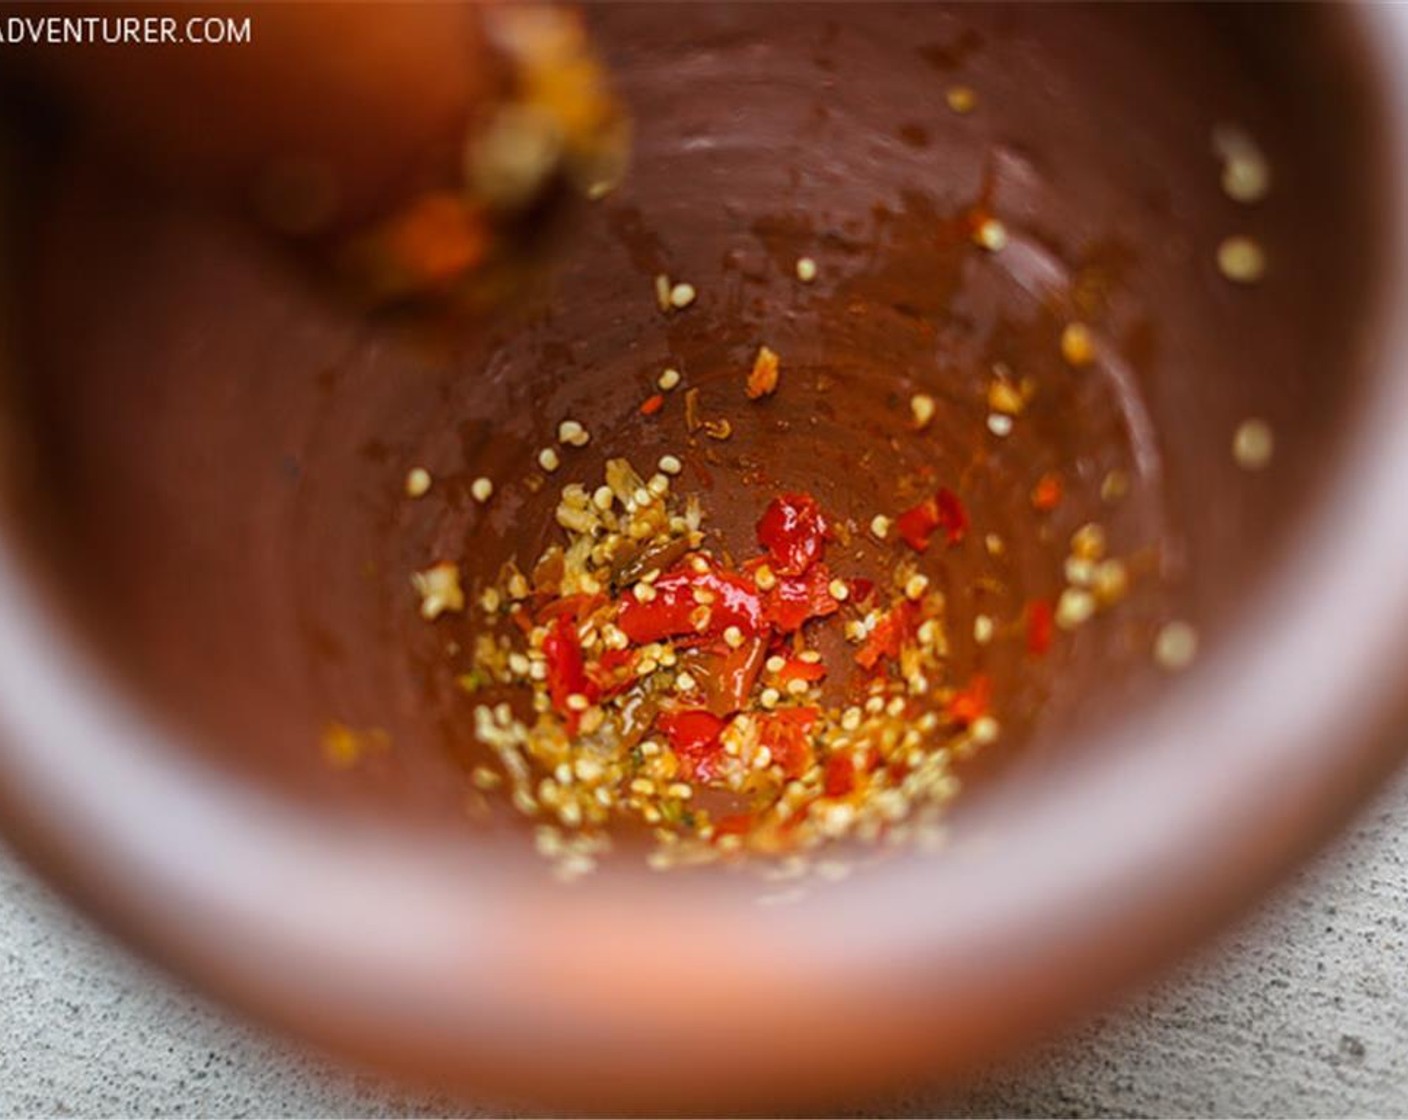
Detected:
left=389, top=79, right=1275, bottom=877
left=407, top=304, right=1146, bottom=876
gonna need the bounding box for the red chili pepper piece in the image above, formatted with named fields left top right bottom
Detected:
left=714, top=812, right=754, bottom=838
left=656, top=709, right=728, bottom=782
left=1031, top=472, right=1063, bottom=512
left=1026, top=599, right=1054, bottom=657
left=823, top=752, right=856, bottom=798
left=772, top=658, right=827, bottom=687
left=756, top=492, right=828, bottom=575
left=542, top=615, right=598, bottom=728
left=758, top=707, right=818, bottom=779
left=946, top=674, right=992, bottom=726
left=536, top=593, right=606, bottom=626
left=896, top=496, right=940, bottom=552
left=849, top=577, right=875, bottom=603
left=617, top=564, right=764, bottom=644
left=855, top=600, right=919, bottom=669
left=586, top=648, right=638, bottom=700
left=763, top=563, right=840, bottom=632
left=934, top=487, right=969, bottom=545
left=896, top=488, right=968, bottom=551
left=710, top=635, right=768, bottom=716
left=640, top=393, right=665, bottom=416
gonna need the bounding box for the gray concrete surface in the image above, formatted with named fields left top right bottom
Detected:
left=2, top=768, right=1407, bottom=1118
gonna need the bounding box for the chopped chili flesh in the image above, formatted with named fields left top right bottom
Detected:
left=1026, top=599, right=1054, bottom=657
left=452, top=449, right=1020, bottom=873
left=656, top=709, right=727, bottom=782
left=756, top=492, right=829, bottom=575
left=946, top=674, right=992, bottom=726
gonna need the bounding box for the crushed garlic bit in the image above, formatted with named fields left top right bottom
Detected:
left=470, top=476, right=493, bottom=503
left=412, top=560, right=464, bottom=620
left=910, top=393, right=936, bottom=429
left=795, top=257, right=818, bottom=283
left=405, top=467, right=433, bottom=498
left=658, top=367, right=682, bottom=391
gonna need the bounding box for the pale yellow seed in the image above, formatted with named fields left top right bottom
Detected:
left=870, top=514, right=891, bottom=540
left=1070, top=522, right=1107, bottom=562
left=795, top=257, right=818, bottom=283
left=760, top=687, right=781, bottom=709
left=658, top=454, right=683, bottom=475
left=841, top=707, right=862, bottom=732
left=986, top=413, right=1014, bottom=437
left=904, top=574, right=929, bottom=601
left=1061, top=322, right=1096, bottom=367
left=470, top=476, right=499, bottom=504
left=829, top=578, right=850, bottom=602
left=754, top=564, right=777, bottom=591
left=537, top=447, right=560, bottom=473
left=1223, top=154, right=1270, bottom=204
left=669, top=282, right=697, bottom=309
left=974, top=218, right=1008, bottom=252
left=765, top=655, right=787, bottom=674
left=973, top=614, right=994, bottom=644
left=675, top=672, right=697, bottom=693
left=1232, top=418, right=1274, bottom=471
left=1065, top=556, right=1096, bottom=588
left=786, top=677, right=810, bottom=696
left=1154, top=621, right=1199, bottom=671
left=987, top=379, right=1024, bottom=416
left=557, top=419, right=588, bottom=446
left=1092, top=559, right=1129, bottom=606
left=471, top=766, right=501, bottom=790
left=1217, top=236, right=1266, bottom=283
left=1055, top=587, right=1096, bottom=630
left=910, top=393, right=936, bottom=429
left=406, top=468, right=433, bottom=498
left=658, top=367, right=682, bottom=391
left=970, top=716, right=1000, bottom=745
left=723, top=625, right=745, bottom=649
left=565, top=693, right=590, bottom=712
left=592, top=485, right=615, bottom=511
left=1101, top=470, right=1130, bottom=504
left=946, top=85, right=977, bottom=114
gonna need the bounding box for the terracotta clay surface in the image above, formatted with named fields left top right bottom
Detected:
left=0, top=4, right=1404, bottom=1112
